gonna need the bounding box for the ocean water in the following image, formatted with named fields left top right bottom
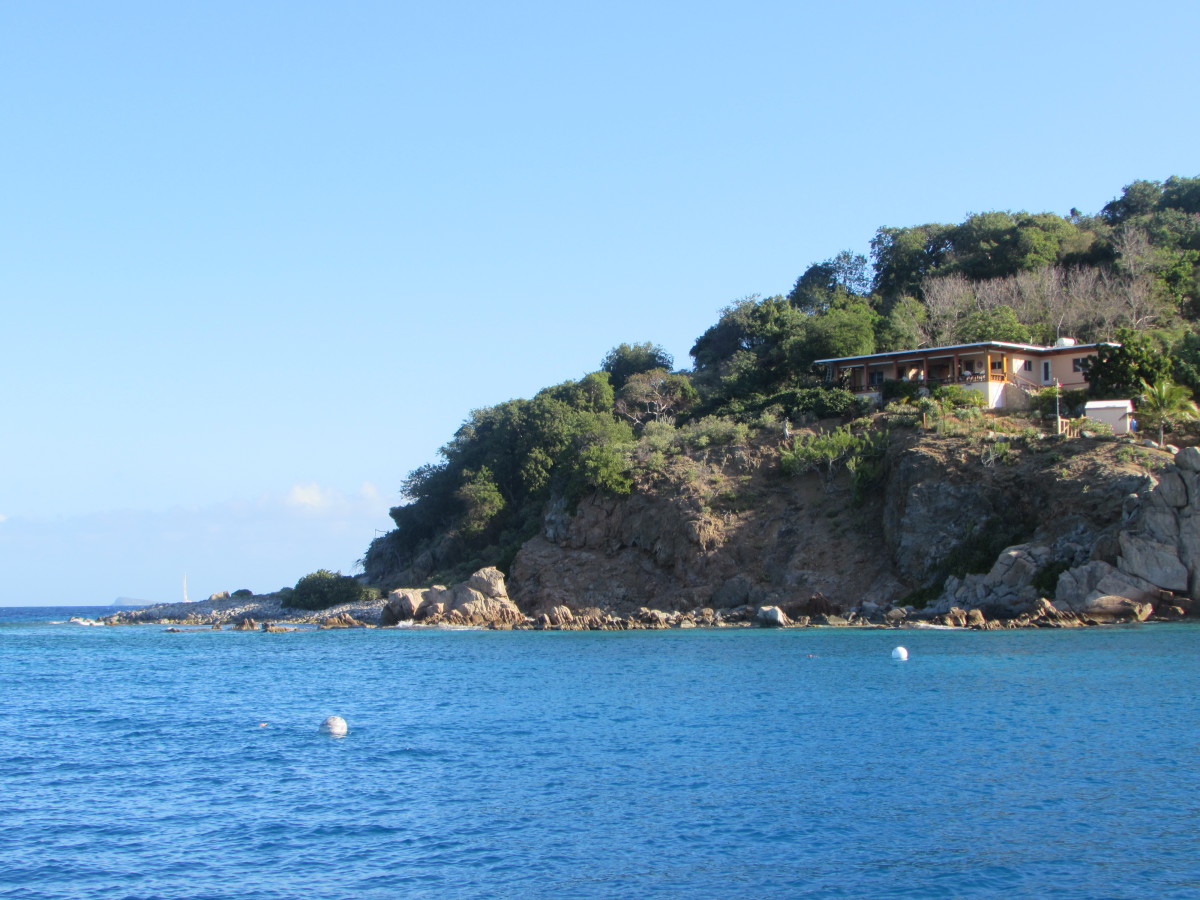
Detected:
left=2, top=608, right=1198, bottom=900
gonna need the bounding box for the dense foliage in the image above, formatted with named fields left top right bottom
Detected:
left=290, top=569, right=377, bottom=611
left=364, top=175, right=1200, bottom=587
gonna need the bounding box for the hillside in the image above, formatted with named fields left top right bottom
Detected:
left=360, top=175, right=1200, bottom=617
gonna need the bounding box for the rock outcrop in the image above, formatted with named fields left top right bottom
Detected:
left=929, top=447, right=1200, bottom=623
left=380, top=567, right=524, bottom=627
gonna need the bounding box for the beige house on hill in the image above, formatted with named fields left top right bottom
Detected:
left=814, top=338, right=1108, bottom=409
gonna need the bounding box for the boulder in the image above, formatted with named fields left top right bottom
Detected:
left=418, top=599, right=446, bottom=620
left=1155, top=468, right=1189, bottom=508
left=319, top=612, right=366, bottom=629
left=382, top=588, right=425, bottom=625
left=547, top=605, right=574, bottom=626
left=755, top=606, right=790, bottom=628
left=987, top=546, right=1041, bottom=589
left=449, top=585, right=490, bottom=612
left=813, top=614, right=849, bottom=626
left=1180, top=516, right=1200, bottom=599
left=1055, top=560, right=1159, bottom=611
left=1077, top=594, right=1153, bottom=621
left=1117, top=532, right=1189, bottom=592
left=415, top=586, right=450, bottom=620
left=466, top=567, right=508, bottom=600
left=451, top=591, right=524, bottom=627
left=1175, top=446, right=1200, bottom=472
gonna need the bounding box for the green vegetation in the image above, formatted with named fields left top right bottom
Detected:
left=1137, top=378, right=1200, bottom=445
left=365, top=174, right=1200, bottom=588
left=290, top=569, right=378, bottom=611
left=1032, top=560, right=1072, bottom=599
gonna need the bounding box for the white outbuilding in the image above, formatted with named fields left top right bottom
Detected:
left=1083, top=399, right=1135, bottom=435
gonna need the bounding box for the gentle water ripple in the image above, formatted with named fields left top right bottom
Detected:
left=1, top=613, right=1199, bottom=898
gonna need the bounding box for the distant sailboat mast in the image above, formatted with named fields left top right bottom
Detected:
left=183, top=573, right=189, bottom=604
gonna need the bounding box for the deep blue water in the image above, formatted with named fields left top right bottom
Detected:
left=2, top=607, right=1198, bottom=899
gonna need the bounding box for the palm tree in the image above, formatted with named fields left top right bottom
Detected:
left=1137, top=378, right=1200, bottom=446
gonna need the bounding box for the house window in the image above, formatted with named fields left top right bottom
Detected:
left=869, top=371, right=884, bottom=386
left=1072, top=357, right=1088, bottom=373
left=991, top=360, right=1004, bottom=371
left=1020, top=359, right=1033, bottom=372
left=1042, top=361, right=1052, bottom=383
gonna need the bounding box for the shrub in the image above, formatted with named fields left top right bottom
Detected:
left=1081, top=418, right=1115, bottom=437
left=780, top=426, right=888, bottom=484
left=931, top=384, right=987, bottom=409
left=765, top=387, right=858, bottom=420
left=289, top=569, right=373, bottom=611
left=231, top=589, right=253, bottom=599
left=914, top=396, right=940, bottom=417
left=1030, top=386, right=1090, bottom=419
left=1032, top=560, right=1072, bottom=599
left=675, top=416, right=749, bottom=450
left=639, top=420, right=677, bottom=453
left=880, top=401, right=919, bottom=429
left=980, top=441, right=1012, bottom=467
left=853, top=395, right=877, bottom=417
left=881, top=379, right=923, bottom=404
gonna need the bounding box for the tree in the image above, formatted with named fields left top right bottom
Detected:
left=1102, top=180, right=1163, bottom=224
left=1081, top=328, right=1171, bottom=398
left=919, top=273, right=974, bottom=346
left=789, top=250, right=871, bottom=312
left=870, top=223, right=955, bottom=299
left=874, top=296, right=925, bottom=351
left=798, top=300, right=877, bottom=367
left=1137, top=378, right=1199, bottom=445
left=456, top=467, right=506, bottom=537
left=615, top=369, right=697, bottom=425
left=601, top=342, right=674, bottom=390
left=954, top=305, right=1032, bottom=344
left=689, top=295, right=810, bottom=402
left=1170, top=330, right=1200, bottom=395
left=1160, top=176, right=1200, bottom=215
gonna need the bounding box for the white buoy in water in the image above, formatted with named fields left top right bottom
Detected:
left=891, top=646, right=909, bottom=661
left=320, top=716, right=348, bottom=736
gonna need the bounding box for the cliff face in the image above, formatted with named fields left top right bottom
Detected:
left=507, top=432, right=1154, bottom=617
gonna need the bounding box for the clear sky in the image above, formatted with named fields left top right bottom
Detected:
left=3, top=1, right=1198, bottom=605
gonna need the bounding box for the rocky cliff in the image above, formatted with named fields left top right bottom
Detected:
left=503, top=429, right=1177, bottom=624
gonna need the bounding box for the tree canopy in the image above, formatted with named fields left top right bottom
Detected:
left=601, top=342, right=674, bottom=390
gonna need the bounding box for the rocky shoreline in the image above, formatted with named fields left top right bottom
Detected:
left=100, top=566, right=1185, bottom=634
left=102, top=445, right=1200, bottom=634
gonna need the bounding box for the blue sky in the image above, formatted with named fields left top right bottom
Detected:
left=3, top=1, right=1198, bottom=604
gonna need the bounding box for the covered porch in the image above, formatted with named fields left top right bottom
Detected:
left=828, top=347, right=1010, bottom=393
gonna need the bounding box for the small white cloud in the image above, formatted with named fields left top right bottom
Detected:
left=0, top=513, right=7, bottom=523
left=287, top=483, right=329, bottom=510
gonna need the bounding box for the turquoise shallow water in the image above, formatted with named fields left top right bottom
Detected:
left=2, top=609, right=1198, bottom=899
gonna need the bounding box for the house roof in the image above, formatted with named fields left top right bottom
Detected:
left=814, top=340, right=1110, bottom=366
left=1084, top=400, right=1134, bottom=410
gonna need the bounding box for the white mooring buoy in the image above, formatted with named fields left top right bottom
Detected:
left=320, top=716, right=348, bottom=736
left=891, top=646, right=909, bottom=661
